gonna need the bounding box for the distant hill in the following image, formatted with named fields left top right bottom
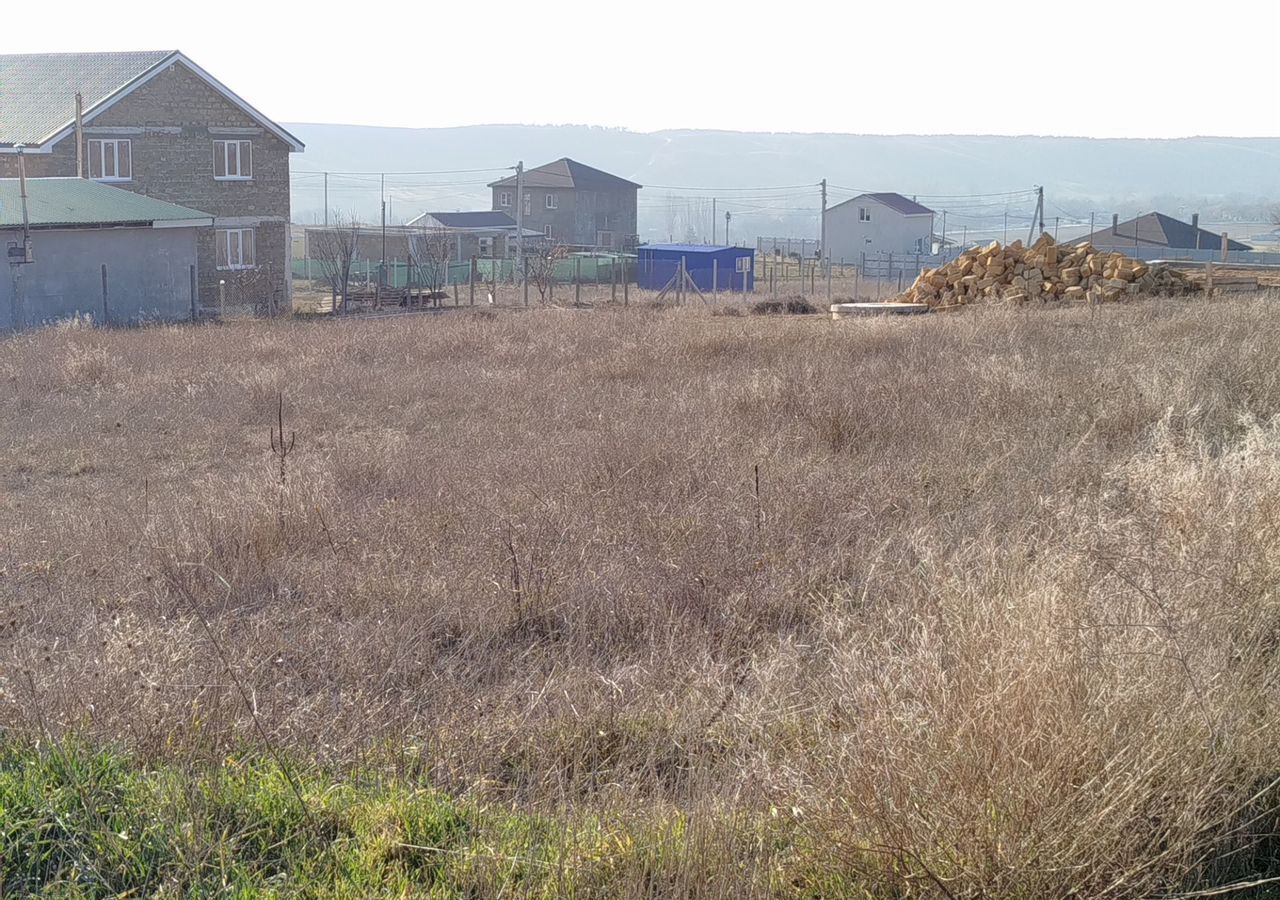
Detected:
left=285, top=124, right=1280, bottom=243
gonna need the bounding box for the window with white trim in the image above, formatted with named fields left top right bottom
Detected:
left=545, top=193, right=558, bottom=209
left=543, top=225, right=552, bottom=239
left=88, top=139, right=131, bottom=182
left=523, top=193, right=531, bottom=216
left=499, top=191, right=512, bottom=207
left=216, top=228, right=256, bottom=270
left=858, top=206, right=871, bottom=222
left=213, top=140, right=252, bottom=179
left=477, top=236, right=494, bottom=256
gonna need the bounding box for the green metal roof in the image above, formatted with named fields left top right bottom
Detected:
left=0, top=51, right=172, bottom=145
left=0, top=178, right=212, bottom=228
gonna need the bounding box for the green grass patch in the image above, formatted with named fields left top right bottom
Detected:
left=0, top=739, right=801, bottom=898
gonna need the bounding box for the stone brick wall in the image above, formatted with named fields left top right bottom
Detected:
left=0, top=60, right=296, bottom=311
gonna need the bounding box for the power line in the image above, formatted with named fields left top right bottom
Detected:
left=291, top=166, right=510, bottom=176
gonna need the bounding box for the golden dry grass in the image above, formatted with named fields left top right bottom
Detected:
left=3, top=296, right=1280, bottom=896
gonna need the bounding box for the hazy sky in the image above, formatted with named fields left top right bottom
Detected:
left=5, top=0, right=1279, bottom=137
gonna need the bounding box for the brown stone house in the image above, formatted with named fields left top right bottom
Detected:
left=489, top=158, right=641, bottom=250
left=0, top=50, right=303, bottom=311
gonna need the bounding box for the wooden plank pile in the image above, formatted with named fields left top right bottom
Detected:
left=902, top=233, right=1198, bottom=308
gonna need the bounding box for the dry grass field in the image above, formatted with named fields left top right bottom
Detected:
left=3, top=296, right=1280, bottom=896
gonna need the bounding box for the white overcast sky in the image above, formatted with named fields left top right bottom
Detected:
left=5, top=0, right=1278, bottom=137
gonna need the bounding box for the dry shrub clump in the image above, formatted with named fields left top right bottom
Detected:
left=3, top=297, right=1280, bottom=896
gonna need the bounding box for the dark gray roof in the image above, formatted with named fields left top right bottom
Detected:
left=0, top=177, right=212, bottom=228
left=0, top=51, right=303, bottom=151
left=864, top=192, right=933, bottom=216
left=409, top=209, right=519, bottom=226
left=490, top=158, right=642, bottom=191
left=1075, top=212, right=1251, bottom=251
left=418, top=210, right=518, bottom=229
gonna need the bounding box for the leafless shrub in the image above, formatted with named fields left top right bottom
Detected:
left=407, top=226, right=452, bottom=298
left=310, top=214, right=362, bottom=313
left=525, top=239, right=568, bottom=304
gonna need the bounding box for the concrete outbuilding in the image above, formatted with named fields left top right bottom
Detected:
left=636, top=244, right=755, bottom=293
left=2, top=177, right=212, bottom=330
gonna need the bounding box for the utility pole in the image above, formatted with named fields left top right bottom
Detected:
left=1027, top=185, right=1045, bottom=244
left=712, top=197, right=717, bottom=244
left=725, top=211, right=731, bottom=246
left=940, top=210, right=947, bottom=257
left=1003, top=211, right=1008, bottom=245
left=75, top=93, right=84, bottom=178
left=514, top=160, right=524, bottom=282
left=323, top=173, right=328, bottom=230
left=819, top=178, right=827, bottom=266
left=380, top=173, right=387, bottom=294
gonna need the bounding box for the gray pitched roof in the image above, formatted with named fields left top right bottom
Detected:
left=0, top=177, right=212, bottom=228
left=412, top=210, right=519, bottom=229
left=0, top=50, right=303, bottom=151
left=827, top=192, right=934, bottom=218
left=1075, top=212, right=1251, bottom=251
left=864, top=192, right=933, bottom=216
left=489, top=158, right=642, bottom=191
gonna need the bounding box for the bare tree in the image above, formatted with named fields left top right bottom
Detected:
left=311, top=215, right=362, bottom=313
left=407, top=226, right=453, bottom=303
left=526, top=240, right=569, bottom=304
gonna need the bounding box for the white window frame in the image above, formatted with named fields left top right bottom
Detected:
left=477, top=235, right=494, bottom=257
left=499, top=191, right=512, bottom=207
left=859, top=206, right=871, bottom=223
left=523, top=193, right=532, bottom=216
left=216, top=227, right=256, bottom=270
left=543, top=225, right=552, bottom=239
left=213, top=140, right=252, bottom=180
left=88, top=139, right=132, bottom=182
left=545, top=193, right=558, bottom=209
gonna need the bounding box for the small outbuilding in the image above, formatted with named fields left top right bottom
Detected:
left=2, top=177, right=212, bottom=330
left=636, top=244, right=754, bottom=293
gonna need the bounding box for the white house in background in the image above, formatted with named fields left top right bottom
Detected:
left=824, top=192, right=935, bottom=263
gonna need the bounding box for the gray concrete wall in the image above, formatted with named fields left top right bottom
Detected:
left=1, top=226, right=198, bottom=330
left=493, top=186, right=638, bottom=248
left=824, top=198, right=934, bottom=263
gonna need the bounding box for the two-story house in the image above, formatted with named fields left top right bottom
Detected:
left=489, top=158, right=641, bottom=250
left=0, top=51, right=303, bottom=311
left=823, top=192, right=935, bottom=263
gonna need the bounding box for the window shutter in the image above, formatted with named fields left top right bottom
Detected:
left=214, top=142, right=226, bottom=178
left=216, top=230, right=229, bottom=268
